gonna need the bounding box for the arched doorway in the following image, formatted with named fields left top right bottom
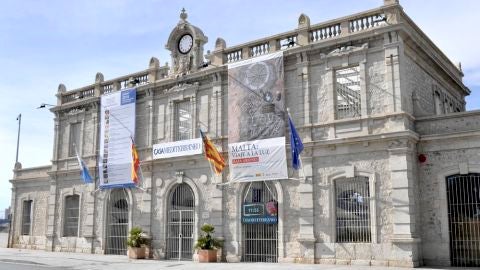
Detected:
left=242, top=181, right=278, bottom=262
left=105, top=189, right=129, bottom=255
left=166, top=183, right=195, bottom=260
left=446, top=173, right=480, bottom=267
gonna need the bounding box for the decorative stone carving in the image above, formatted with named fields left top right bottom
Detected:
left=149, top=57, right=159, bottom=69
left=215, top=38, right=226, bottom=50
left=57, top=84, right=66, bottom=93
left=95, top=72, right=104, bottom=83
left=324, top=43, right=368, bottom=58
left=298, top=14, right=310, bottom=28
left=164, top=82, right=199, bottom=95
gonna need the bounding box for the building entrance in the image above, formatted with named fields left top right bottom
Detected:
left=446, top=173, right=480, bottom=267
left=242, top=181, right=278, bottom=262
left=166, top=183, right=195, bottom=260
left=105, top=189, right=129, bottom=255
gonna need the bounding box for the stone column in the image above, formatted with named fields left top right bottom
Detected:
left=8, top=184, right=18, bottom=248
left=296, top=153, right=315, bottom=263
left=138, top=169, right=152, bottom=234
left=212, top=73, right=223, bottom=138
left=296, top=52, right=312, bottom=141
left=146, top=90, right=154, bottom=148
left=388, top=138, right=420, bottom=267
left=45, top=178, right=58, bottom=251
left=83, top=184, right=96, bottom=249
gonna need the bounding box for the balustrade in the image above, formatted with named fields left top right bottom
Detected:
left=249, top=42, right=270, bottom=57
left=279, top=35, right=298, bottom=50
left=227, top=49, right=242, bottom=63
left=59, top=6, right=394, bottom=105
left=349, top=13, right=386, bottom=33
left=309, top=24, right=341, bottom=42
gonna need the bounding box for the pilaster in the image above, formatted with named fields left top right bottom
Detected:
left=45, top=178, right=58, bottom=251
left=388, top=138, right=420, bottom=267
left=296, top=152, right=315, bottom=263
left=384, top=31, right=403, bottom=113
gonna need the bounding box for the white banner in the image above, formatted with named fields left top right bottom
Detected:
left=153, top=138, right=203, bottom=159
left=229, top=137, right=288, bottom=182
left=99, top=88, right=136, bottom=188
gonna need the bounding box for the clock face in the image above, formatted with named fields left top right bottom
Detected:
left=178, top=34, right=193, bottom=54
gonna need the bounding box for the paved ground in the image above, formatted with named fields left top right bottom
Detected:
left=0, top=248, right=474, bottom=270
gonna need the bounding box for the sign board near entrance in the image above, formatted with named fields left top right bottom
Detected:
left=242, top=201, right=278, bottom=224
left=152, top=138, right=202, bottom=159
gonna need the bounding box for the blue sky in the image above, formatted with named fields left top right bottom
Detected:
left=0, top=0, right=479, bottom=212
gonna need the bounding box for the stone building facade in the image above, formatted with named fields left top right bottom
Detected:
left=9, top=0, right=480, bottom=267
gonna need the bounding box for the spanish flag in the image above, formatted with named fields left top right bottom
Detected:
left=131, top=137, right=140, bottom=184
left=200, top=130, right=226, bottom=175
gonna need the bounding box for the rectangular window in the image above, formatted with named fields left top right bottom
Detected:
left=335, top=66, right=361, bottom=119
left=21, top=200, right=32, bottom=235
left=174, top=100, right=192, bottom=141
left=335, top=176, right=371, bottom=242
left=64, top=195, right=80, bottom=237
left=68, top=122, right=81, bottom=157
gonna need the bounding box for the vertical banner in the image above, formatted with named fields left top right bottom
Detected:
left=228, top=51, right=287, bottom=182
left=99, top=88, right=137, bottom=188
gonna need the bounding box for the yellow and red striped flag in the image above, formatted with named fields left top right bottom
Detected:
left=200, top=130, right=226, bottom=175
left=131, top=137, right=140, bottom=184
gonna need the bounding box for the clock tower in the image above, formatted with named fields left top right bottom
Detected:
left=166, top=8, right=208, bottom=77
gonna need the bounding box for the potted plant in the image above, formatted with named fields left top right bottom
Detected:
left=195, top=224, right=223, bottom=262
left=127, top=226, right=147, bottom=259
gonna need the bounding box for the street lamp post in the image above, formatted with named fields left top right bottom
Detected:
left=15, top=114, right=21, bottom=165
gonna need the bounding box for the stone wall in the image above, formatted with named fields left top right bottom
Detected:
left=416, top=111, right=480, bottom=266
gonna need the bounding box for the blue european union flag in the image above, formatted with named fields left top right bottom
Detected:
left=288, top=115, right=304, bottom=170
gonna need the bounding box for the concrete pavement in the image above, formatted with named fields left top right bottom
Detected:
left=0, top=248, right=471, bottom=270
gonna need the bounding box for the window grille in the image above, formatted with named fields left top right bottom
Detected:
left=446, top=173, right=480, bottom=267
left=242, top=181, right=278, bottom=262
left=335, top=176, right=371, bottom=242
left=174, top=100, right=192, bottom=141
left=68, top=122, right=81, bottom=157
left=21, top=200, right=32, bottom=235
left=106, top=189, right=129, bottom=255
left=166, top=184, right=195, bottom=260
left=63, top=195, right=80, bottom=237
left=335, top=66, right=361, bottom=119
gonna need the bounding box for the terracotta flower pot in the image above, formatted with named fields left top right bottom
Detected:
left=128, top=246, right=146, bottom=259
left=198, top=249, right=217, bottom=262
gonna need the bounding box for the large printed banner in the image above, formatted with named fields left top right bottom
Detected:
left=152, top=138, right=203, bottom=159
left=99, top=88, right=136, bottom=188
left=228, top=51, right=287, bottom=182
